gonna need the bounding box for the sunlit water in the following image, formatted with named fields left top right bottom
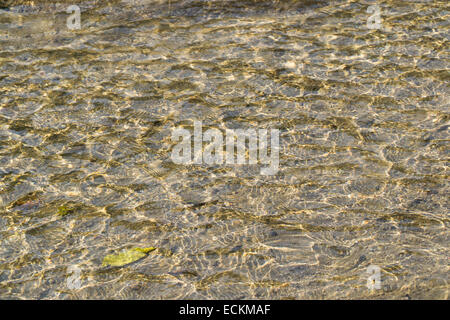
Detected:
left=0, top=0, right=448, bottom=299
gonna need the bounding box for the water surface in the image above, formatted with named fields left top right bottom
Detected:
left=0, top=0, right=448, bottom=299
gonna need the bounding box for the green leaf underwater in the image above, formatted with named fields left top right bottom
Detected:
left=102, top=247, right=156, bottom=267
left=57, top=205, right=73, bottom=216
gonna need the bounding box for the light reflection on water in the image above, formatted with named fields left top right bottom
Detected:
left=0, top=0, right=448, bottom=299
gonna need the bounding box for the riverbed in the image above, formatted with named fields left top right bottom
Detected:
left=0, top=0, right=448, bottom=299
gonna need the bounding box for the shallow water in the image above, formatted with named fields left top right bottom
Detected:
left=0, top=0, right=448, bottom=299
